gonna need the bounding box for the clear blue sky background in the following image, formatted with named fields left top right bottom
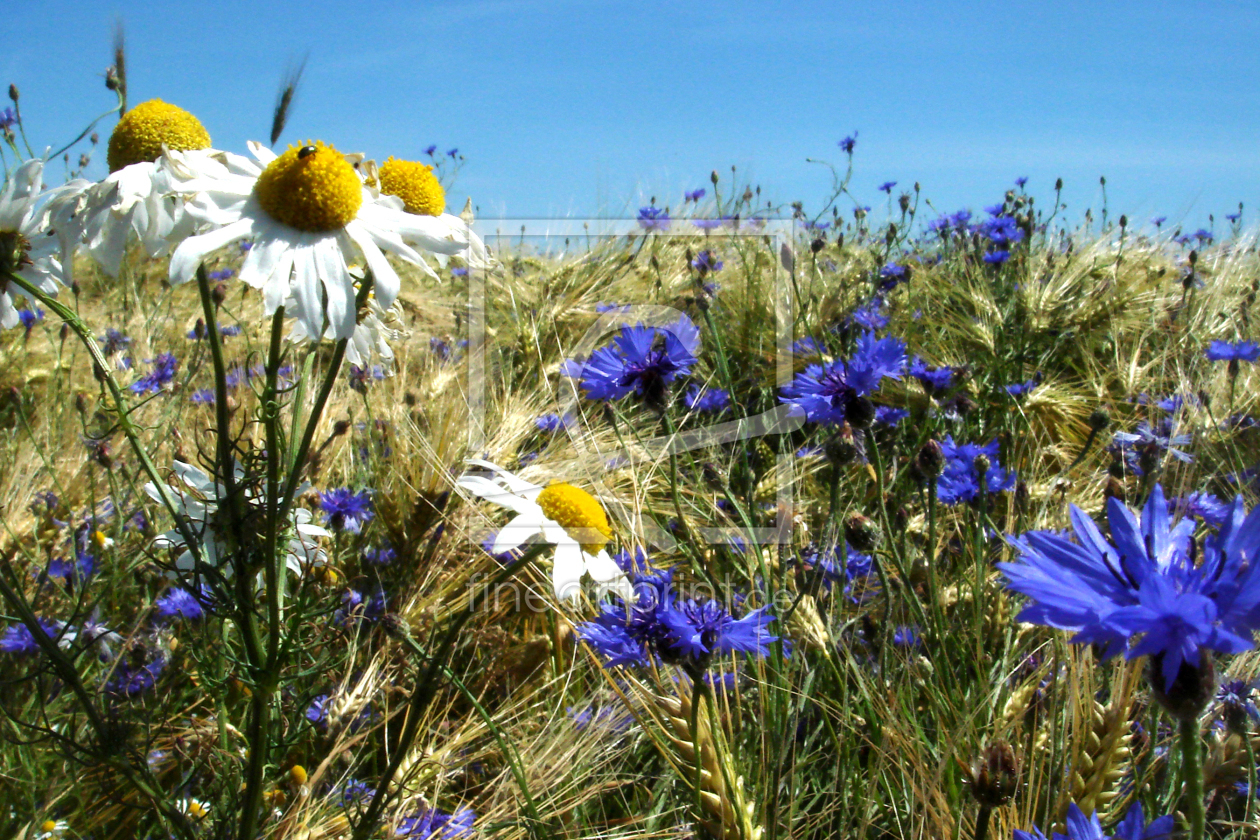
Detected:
left=5, top=0, right=1257, bottom=232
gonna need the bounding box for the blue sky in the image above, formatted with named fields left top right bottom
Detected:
left=5, top=0, right=1258, bottom=231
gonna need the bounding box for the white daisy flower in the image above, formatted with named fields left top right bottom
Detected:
left=73, top=99, right=216, bottom=279
left=176, top=798, right=210, bottom=820
left=145, top=461, right=328, bottom=579
left=456, top=460, right=632, bottom=602
left=166, top=139, right=476, bottom=341
left=0, top=158, right=68, bottom=329
left=35, top=818, right=68, bottom=840
left=285, top=269, right=403, bottom=368
left=369, top=155, right=491, bottom=274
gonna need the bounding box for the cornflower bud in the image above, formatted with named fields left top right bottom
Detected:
left=1087, top=408, right=1110, bottom=432
left=916, top=439, right=945, bottom=478
left=7, top=84, right=17, bottom=102
left=967, top=740, right=1019, bottom=808
left=844, top=512, right=881, bottom=553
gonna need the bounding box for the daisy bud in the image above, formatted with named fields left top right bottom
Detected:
left=967, top=741, right=1019, bottom=808
left=844, top=513, right=881, bottom=553
left=105, top=66, right=120, bottom=91
left=1149, top=653, right=1216, bottom=722
left=7, top=84, right=16, bottom=102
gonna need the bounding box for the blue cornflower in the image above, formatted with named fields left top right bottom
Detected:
left=803, top=219, right=830, bottom=231
left=800, top=543, right=876, bottom=600
left=878, top=262, right=908, bottom=291
left=691, top=250, right=723, bottom=273
left=446, top=148, right=459, bottom=158
left=305, top=694, right=331, bottom=729
left=1001, top=484, right=1260, bottom=694
left=424, top=145, right=437, bottom=157
left=100, top=328, right=132, bottom=356
left=878, top=181, right=897, bottom=194
left=1206, top=339, right=1260, bottom=363
left=839, top=134, right=857, bottom=154
left=875, top=405, right=908, bottom=426
left=909, top=357, right=954, bottom=393
left=1215, top=679, right=1260, bottom=733
left=684, top=188, right=706, bottom=202
left=450, top=266, right=468, bottom=277
left=656, top=597, right=779, bottom=666
left=1227, top=212, right=1242, bottom=223
left=106, top=650, right=166, bottom=698
left=576, top=616, right=650, bottom=668
left=1151, top=216, right=1167, bottom=228
left=595, top=302, right=630, bottom=314
left=979, top=215, right=1023, bottom=246
left=1015, top=176, right=1028, bottom=188
left=535, top=412, right=574, bottom=433
left=1015, top=802, right=1173, bottom=840
left=190, top=389, right=215, bottom=405
left=0, top=618, right=64, bottom=655
left=129, top=353, right=179, bottom=394
left=318, top=488, right=374, bottom=534
left=348, top=364, right=386, bottom=392
left=363, top=545, right=397, bottom=566
left=637, top=206, right=671, bottom=231
left=18, top=307, right=43, bottom=335
left=983, top=250, right=1011, bottom=265
left=1006, top=374, right=1041, bottom=397
left=339, top=778, right=373, bottom=805
left=0, top=107, right=15, bottom=130
left=683, top=384, right=730, bottom=414
left=780, top=331, right=907, bottom=426
left=892, top=625, right=921, bottom=648
left=560, top=317, right=701, bottom=405
left=850, top=298, right=889, bottom=330
left=397, top=807, right=475, bottom=839
left=1194, top=228, right=1214, bottom=244
left=1111, top=419, right=1193, bottom=472
left=1170, top=491, right=1230, bottom=528
left=155, top=587, right=205, bottom=622
left=937, top=437, right=1016, bottom=505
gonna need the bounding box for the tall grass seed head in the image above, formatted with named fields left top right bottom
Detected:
left=107, top=99, right=210, bottom=172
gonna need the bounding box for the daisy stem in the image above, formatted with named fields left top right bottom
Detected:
left=0, top=268, right=204, bottom=565
left=1245, top=731, right=1257, bottom=826
left=1178, top=716, right=1205, bottom=840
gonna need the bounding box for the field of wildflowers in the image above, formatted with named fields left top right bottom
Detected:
left=2, top=40, right=1260, bottom=840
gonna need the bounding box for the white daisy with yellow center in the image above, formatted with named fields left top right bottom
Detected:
left=36, top=818, right=68, bottom=840
left=0, top=158, right=67, bottom=329
left=457, top=460, right=632, bottom=602
left=167, top=139, right=476, bottom=341
left=71, top=99, right=218, bottom=279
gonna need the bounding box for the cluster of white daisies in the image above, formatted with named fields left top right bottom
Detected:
left=0, top=99, right=487, bottom=364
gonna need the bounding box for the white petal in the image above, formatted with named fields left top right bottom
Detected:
left=169, top=218, right=254, bottom=284
left=315, top=236, right=355, bottom=339
left=551, top=542, right=585, bottom=601
left=345, top=222, right=401, bottom=309
left=493, top=511, right=546, bottom=553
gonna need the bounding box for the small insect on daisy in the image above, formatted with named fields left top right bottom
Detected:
left=457, top=460, right=633, bottom=602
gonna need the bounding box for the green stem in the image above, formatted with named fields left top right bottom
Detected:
left=1179, top=716, right=1205, bottom=840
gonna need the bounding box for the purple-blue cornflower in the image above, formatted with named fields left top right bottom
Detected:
left=1006, top=376, right=1041, bottom=397
left=684, top=188, right=706, bottom=202
left=691, top=250, right=723, bottom=273
left=424, top=145, right=437, bottom=157
left=1014, top=801, right=1173, bottom=840
left=875, top=405, right=908, bottom=426
left=535, top=412, right=574, bottom=433
left=318, top=488, right=374, bottom=534
left=657, top=597, right=779, bottom=666
left=1111, top=419, right=1193, bottom=472
left=0, top=618, right=64, bottom=655
left=129, top=353, right=179, bottom=395
left=851, top=298, right=889, bottom=331
left=560, top=316, right=701, bottom=405
left=637, top=206, right=670, bottom=231
left=155, top=587, right=206, bottom=622
left=878, top=181, right=897, bottom=194
left=446, top=148, right=459, bottom=158
left=780, top=331, right=907, bottom=426
left=983, top=250, right=1011, bottom=265
left=1171, top=491, right=1231, bottom=528
left=1151, top=216, right=1167, bottom=228
left=1206, top=339, right=1260, bottom=364
left=937, top=437, right=1016, bottom=505
left=684, top=384, right=730, bottom=414
left=397, top=807, right=475, bottom=839
left=1000, top=484, right=1260, bottom=694
left=363, top=545, right=397, bottom=566
left=18, top=307, right=43, bottom=336
left=1015, top=176, right=1028, bottom=188
left=0, top=107, right=15, bottom=130
left=878, top=263, right=908, bottom=291
left=106, top=650, right=166, bottom=698
left=909, top=357, right=954, bottom=393
left=839, top=134, right=857, bottom=154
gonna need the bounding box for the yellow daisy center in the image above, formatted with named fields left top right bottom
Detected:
left=377, top=156, right=445, bottom=216
left=253, top=141, right=363, bottom=233
left=107, top=99, right=211, bottom=173
left=186, top=801, right=208, bottom=819
left=536, top=483, right=613, bottom=554
left=41, top=820, right=58, bottom=833
left=289, top=764, right=308, bottom=785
